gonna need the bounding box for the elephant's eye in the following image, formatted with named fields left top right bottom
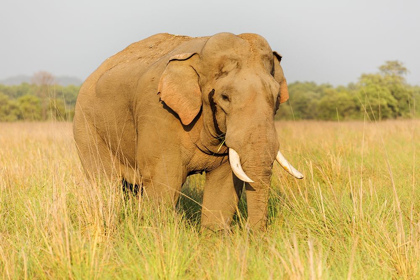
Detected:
left=221, top=94, right=230, bottom=102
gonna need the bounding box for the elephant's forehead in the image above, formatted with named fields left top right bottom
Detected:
left=202, top=33, right=273, bottom=61
left=238, top=33, right=273, bottom=55
left=200, top=34, right=273, bottom=76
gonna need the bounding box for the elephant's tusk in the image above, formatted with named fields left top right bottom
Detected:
left=276, top=151, right=304, bottom=179
left=229, top=148, right=254, bottom=183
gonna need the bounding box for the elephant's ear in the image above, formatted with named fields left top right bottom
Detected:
left=158, top=53, right=202, bottom=125
left=273, top=51, right=289, bottom=104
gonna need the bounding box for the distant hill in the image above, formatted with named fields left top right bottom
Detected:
left=0, top=75, right=83, bottom=86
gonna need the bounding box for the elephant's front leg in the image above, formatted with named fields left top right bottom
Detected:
left=201, top=162, right=243, bottom=231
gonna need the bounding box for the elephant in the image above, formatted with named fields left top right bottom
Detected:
left=73, top=32, right=303, bottom=231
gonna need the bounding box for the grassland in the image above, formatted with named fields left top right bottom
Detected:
left=0, top=120, right=419, bottom=279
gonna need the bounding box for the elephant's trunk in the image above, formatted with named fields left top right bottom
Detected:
left=226, top=121, right=278, bottom=230
left=242, top=160, right=273, bottom=230
left=245, top=178, right=271, bottom=229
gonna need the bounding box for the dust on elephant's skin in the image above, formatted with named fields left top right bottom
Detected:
left=73, top=32, right=300, bottom=231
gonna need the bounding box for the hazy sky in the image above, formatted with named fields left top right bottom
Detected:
left=1, top=0, right=419, bottom=86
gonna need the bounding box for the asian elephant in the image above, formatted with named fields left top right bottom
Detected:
left=73, top=32, right=303, bottom=231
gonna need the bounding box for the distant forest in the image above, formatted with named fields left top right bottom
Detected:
left=278, top=61, right=420, bottom=121
left=1, top=61, right=419, bottom=122
left=0, top=72, right=79, bottom=121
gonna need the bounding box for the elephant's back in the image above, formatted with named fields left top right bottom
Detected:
left=73, top=34, right=203, bottom=169
left=78, top=34, right=196, bottom=99
left=75, top=33, right=203, bottom=118
left=99, top=33, right=197, bottom=74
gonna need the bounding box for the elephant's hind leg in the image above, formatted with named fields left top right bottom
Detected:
left=74, top=117, right=138, bottom=185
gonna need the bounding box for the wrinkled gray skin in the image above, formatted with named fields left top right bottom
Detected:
left=74, top=33, right=290, bottom=231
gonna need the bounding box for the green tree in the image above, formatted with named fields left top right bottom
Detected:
left=318, top=90, right=359, bottom=120
left=358, top=74, right=398, bottom=120
left=48, top=98, right=67, bottom=120
left=412, top=86, right=420, bottom=118
left=0, top=93, right=18, bottom=121
left=284, top=82, right=324, bottom=120
left=17, top=95, right=42, bottom=121
left=357, top=61, right=412, bottom=119
left=379, top=61, right=412, bottom=117
left=379, top=60, right=408, bottom=77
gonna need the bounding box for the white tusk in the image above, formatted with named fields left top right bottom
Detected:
left=229, top=148, right=254, bottom=183
left=276, top=151, right=304, bottom=179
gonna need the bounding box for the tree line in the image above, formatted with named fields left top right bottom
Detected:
left=0, top=71, right=78, bottom=121
left=277, top=61, right=420, bottom=121
left=0, top=62, right=419, bottom=122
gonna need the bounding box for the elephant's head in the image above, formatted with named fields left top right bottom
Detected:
left=158, top=33, right=303, bottom=228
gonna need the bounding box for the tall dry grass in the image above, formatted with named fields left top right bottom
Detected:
left=0, top=120, right=419, bottom=279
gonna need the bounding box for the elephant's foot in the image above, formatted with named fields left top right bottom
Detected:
left=122, top=178, right=142, bottom=197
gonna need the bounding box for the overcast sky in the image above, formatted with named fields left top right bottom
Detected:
left=1, top=0, right=419, bottom=86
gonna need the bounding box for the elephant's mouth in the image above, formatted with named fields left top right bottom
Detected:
left=228, top=148, right=304, bottom=182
